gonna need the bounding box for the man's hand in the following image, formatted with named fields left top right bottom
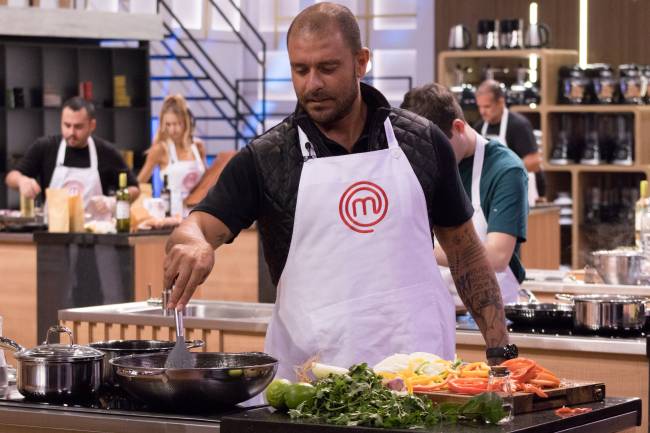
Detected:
left=87, top=195, right=116, bottom=215
left=163, top=212, right=233, bottom=310
left=18, top=177, right=41, bottom=199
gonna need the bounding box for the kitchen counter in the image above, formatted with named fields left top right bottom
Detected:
left=222, top=397, right=641, bottom=433
left=522, top=269, right=650, bottom=297
left=0, top=383, right=640, bottom=433
left=0, top=232, right=34, bottom=243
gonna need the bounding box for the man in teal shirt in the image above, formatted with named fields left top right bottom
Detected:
left=401, top=83, right=528, bottom=303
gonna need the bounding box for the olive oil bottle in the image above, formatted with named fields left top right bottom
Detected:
left=115, top=172, right=130, bottom=233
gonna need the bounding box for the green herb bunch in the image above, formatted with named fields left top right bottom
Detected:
left=288, top=363, right=506, bottom=429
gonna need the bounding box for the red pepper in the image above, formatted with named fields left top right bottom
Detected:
left=447, top=378, right=489, bottom=395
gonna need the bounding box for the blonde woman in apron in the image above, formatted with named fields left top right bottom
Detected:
left=138, top=95, right=207, bottom=217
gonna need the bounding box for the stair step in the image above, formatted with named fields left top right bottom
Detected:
left=150, top=54, right=191, bottom=60
left=150, top=75, right=209, bottom=81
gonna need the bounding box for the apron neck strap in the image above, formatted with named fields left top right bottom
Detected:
left=167, top=139, right=179, bottom=163
left=298, top=116, right=398, bottom=160
left=471, top=135, right=487, bottom=209
left=55, top=136, right=97, bottom=169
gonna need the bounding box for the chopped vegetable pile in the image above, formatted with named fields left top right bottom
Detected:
left=284, top=363, right=506, bottom=428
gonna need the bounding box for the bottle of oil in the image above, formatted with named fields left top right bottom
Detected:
left=635, top=180, right=649, bottom=247
left=115, top=172, right=130, bottom=233
left=160, top=174, right=171, bottom=217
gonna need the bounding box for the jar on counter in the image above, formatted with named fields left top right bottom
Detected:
left=487, top=366, right=514, bottom=424
left=619, top=64, right=647, bottom=104
left=558, top=65, right=588, bottom=104
left=585, top=64, right=617, bottom=104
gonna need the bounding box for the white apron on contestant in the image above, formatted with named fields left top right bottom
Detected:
left=438, top=135, right=520, bottom=305
left=161, top=140, right=206, bottom=216
left=481, top=108, right=539, bottom=207
left=264, top=118, right=456, bottom=381
left=48, top=137, right=103, bottom=209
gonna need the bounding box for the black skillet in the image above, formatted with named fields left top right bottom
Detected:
left=504, top=303, right=574, bottom=328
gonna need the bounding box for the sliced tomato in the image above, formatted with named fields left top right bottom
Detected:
left=447, top=378, right=489, bottom=395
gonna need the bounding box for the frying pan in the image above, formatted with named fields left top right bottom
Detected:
left=110, top=352, right=277, bottom=411
left=504, top=303, right=574, bottom=328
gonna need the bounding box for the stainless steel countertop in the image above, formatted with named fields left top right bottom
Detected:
left=58, top=300, right=273, bottom=334
left=457, top=330, right=646, bottom=356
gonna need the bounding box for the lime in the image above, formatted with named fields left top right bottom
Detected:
left=284, top=382, right=316, bottom=410
left=265, top=378, right=292, bottom=410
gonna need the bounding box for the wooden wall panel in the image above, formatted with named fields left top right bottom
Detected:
left=588, top=0, right=650, bottom=66
left=434, top=0, right=579, bottom=80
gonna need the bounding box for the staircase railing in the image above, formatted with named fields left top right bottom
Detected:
left=154, top=0, right=266, bottom=149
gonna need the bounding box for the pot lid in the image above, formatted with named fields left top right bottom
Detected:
left=18, top=326, right=104, bottom=362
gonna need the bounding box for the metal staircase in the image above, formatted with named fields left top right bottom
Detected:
left=152, top=0, right=266, bottom=151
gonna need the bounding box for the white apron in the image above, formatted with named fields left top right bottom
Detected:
left=162, top=140, right=206, bottom=217
left=264, top=118, right=456, bottom=381
left=438, top=135, right=520, bottom=305
left=481, top=108, right=539, bottom=207
left=48, top=137, right=103, bottom=209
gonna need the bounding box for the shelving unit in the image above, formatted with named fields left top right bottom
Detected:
left=438, top=49, right=650, bottom=269
left=0, top=38, right=151, bottom=208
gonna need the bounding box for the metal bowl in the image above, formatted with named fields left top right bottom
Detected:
left=591, top=250, right=645, bottom=285
left=110, top=352, right=277, bottom=411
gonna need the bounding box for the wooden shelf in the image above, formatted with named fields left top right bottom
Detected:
left=543, top=164, right=650, bottom=173
left=510, top=105, right=542, bottom=113
left=439, top=49, right=578, bottom=60
left=546, top=105, right=650, bottom=113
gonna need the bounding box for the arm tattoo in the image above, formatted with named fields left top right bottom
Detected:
left=438, top=222, right=509, bottom=348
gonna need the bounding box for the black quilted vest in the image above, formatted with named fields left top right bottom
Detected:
left=251, top=84, right=445, bottom=285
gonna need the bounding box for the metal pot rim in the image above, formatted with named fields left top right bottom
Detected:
left=571, top=294, right=648, bottom=303
left=89, top=339, right=203, bottom=352
left=109, top=351, right=279, bottom=371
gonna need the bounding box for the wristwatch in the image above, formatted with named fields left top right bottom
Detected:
left=486, top=344, right=518, bottom=360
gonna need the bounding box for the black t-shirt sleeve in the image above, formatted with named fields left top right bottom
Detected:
left=13, top=137, right=49, bottom=187
left=96, top=139, right=139, bottom=195
left=506, top=112, right=537, bottom=158
left=429, top=126, right=474, bottom=227
left=192, top=147, right=260, bottom=238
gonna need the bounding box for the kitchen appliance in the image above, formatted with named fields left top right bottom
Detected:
left=507, top=65, right=540, bottom=105
left=504, top=303, right=574, bottom=328
left=586, top=64, right=618, bottom=104
left=0, top=326, right=104, bottom=403
left=549, top=115, right=572, bottom=164
left=619, top=64, right=647, bottom=104
left=611, top=115, right=634, bottom=165
left=580, top=114, right=602, bottom=164
left=557, top=294, right=647, bottom=334
left=477, top=19, right=499, bottom=50
left=524, top=22, right=550, bottom=48
left=591, top=249, right=645, bottom=285
left=499, top=19, right=524, bottom=49
left=448, top=24, right=471, bottom=50
left=111, top=352, right=277, bottom=410
left=559, top=65, right=589, bottom=104
left=449, top=65, right=476, bottom=108
left=89, top=339, right=204, bottom=385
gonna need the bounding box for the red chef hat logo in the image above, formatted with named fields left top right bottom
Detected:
left=338, top=181, right=388, bottom=234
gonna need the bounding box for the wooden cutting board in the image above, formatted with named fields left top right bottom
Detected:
left=417, top=381, right=605, bottom=414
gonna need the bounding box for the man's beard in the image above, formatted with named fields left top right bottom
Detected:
left=299, top=72, right=359, bottom=127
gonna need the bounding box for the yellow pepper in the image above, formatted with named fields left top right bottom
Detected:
left=459, top=361, right=490, bottom=378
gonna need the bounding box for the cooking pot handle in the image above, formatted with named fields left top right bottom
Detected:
left=185, top=339, right=205, bottom=350
left=0, top=336, right=25, bottom=353
left=44, top=325, right=74, bottom=346
left=555, top=293, right=575, bottom=302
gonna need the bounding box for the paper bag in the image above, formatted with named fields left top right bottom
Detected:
left=68, top=194, right=85, bottom=232
left=46, top=188, right=69, bottom=233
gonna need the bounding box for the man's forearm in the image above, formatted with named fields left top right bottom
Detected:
left=165, top=213, right=231, bottom=253
left=438, top=222, right=508, bottom=348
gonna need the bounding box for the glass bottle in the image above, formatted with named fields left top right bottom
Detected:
left=115, top=172, right=131, bottom=233
left=488, top=366, right=514, bottom=424
left=160, top=174, right=171, bottom=217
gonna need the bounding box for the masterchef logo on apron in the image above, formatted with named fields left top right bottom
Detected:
left=338, top=181, right=388, bottom=233
left=61, top=179, right=85, bottom=197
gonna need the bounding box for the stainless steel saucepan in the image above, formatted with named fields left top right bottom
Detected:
left=110, top=351, right=277, bottom=411
left=89, top=339, right=204, bottom=385
left=0, top=326, right=104, bottom=402
left=556, top=293, right=647, bottom=332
